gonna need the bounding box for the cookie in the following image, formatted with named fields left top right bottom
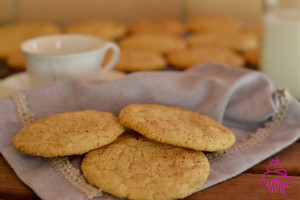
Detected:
left=242, top=21, right=262, bottom=38
left=65, top=20, right=127, bottom=41
left=114, top=49, right=166, bottom=72
left=244, top=49, right=260, bottom=69
left=119, top=104, right=236, bottom=151
left=12, top=110, right=125, bottom=157
left=81, top=132, right=210, bottom=200
left=129, top=19, right=186, bottom=36
left=167, top=46, right=245, bottom=69
left=119, top=34, right=186, bottom=54
left=186, top=15, right=242, bottom=33
left=187, top=31, right=259, bottom=52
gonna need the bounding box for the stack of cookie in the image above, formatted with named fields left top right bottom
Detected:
left=64, top=17, right=261, bottom=72
left=167, top=15, right=261, bottom=70
left=0, top=16, right=261, bottom=73
left=12, top=104, right=236, bottom=200
left=115, top=19, right=186, bottom=72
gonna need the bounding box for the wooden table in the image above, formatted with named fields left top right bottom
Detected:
left=0, top=139, right=299, bottom=200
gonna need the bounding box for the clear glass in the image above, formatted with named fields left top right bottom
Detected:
left=261, top=0, right=300, bottom=98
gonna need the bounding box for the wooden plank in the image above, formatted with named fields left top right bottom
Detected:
left=17, top=0, right=180, bottom=25
left=185, top=0, right=261, bottom=21
left=1, top=139, right=299, bottom=200
left=0, top=0, right=14, bottom=23
left=0, top=155, right=38, bottom=200
left=187, top=174, right=300, bottom=200
left=246, top=141, right=300, bottom=176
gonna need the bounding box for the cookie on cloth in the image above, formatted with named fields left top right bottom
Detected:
left=12, top=110, right=125, bottom=157
left=119, top=104, right=236, bottom=151
left=187, top=31, right=259, bottom=52
left=186, top=15, right=242, bottom=34
left=119, top=34, right=186, bottom=54
left=115, top=49, right=167, bottom=72
left=129, top=19, right=186, bottom=36
left=65, top=20, right=127, bottom=41
left=81, top=132, right=210, bottom=200
left=166, top=46, right=245, bottom=69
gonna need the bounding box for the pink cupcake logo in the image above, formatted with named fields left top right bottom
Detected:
left=259, top=156, right=291, bottom=193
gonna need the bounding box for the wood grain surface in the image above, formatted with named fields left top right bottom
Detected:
left=0, top=139, right=299, bottom=200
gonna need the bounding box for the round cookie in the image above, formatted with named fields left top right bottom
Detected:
left=65, top=20, right=127, bottom=41
left=167, top=46, right=245, bottom=69
left=81, top=132, right=210, bottom=200
left=115, top=50, right=167, bottom=72
left=119, top=34, right=186, bottom=54
left=119, top=104, right=236, bottom=151
left=187, top=31, right=259, bottom=52
left=13, top=110, right=125, bottom=157
left=129, top=19, right=186, bottom=36
left=242, top=21, right=262, bottom=38
left=186, top=15, right=242, bottom=33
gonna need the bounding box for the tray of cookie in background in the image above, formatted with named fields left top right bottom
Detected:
left=0, top=15, right=261, bottom=79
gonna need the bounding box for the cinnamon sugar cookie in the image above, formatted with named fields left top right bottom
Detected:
left=13, top=110, right=125, bottom=157
left=187, top=32, right=259, bottom=52
left=82, top=132, right=210, bottom=200
left=65, top=20, right=127, bottom=41
left=115, top=50, right=166, bottom=72
left=119, top=34, right=186, bottom=54
left=119, top=104, right=236, bottom=151
left=129, top=19, right=186, bottom=36
left=243, top=21, right=262, bottom=38
left=167, top=46, right=245, bottom=69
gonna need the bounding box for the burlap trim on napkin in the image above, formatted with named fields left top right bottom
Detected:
left=206, top=89, right=291, bottom=161
left=11, top=89, right=291, bottom=199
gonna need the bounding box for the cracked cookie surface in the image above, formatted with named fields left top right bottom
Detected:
left=81, top=132, right=210, bottom=200
left=13, top=110, right=125, bottom=157
left=119, top=104, right=236, bottom=151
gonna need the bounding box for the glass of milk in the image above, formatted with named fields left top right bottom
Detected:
left=261, top=0, right=300, bottom=98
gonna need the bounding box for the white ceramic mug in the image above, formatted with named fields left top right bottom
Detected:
left=21, top=34, right=120, bottom=87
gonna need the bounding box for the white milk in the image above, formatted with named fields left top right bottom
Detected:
left=261, top=9, right=300, bottom=98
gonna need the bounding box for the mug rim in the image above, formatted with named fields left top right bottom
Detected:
left=21, top=33, right=107, bottom=57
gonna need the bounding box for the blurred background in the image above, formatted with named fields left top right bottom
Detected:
left=0, top=0, right=263, bottom=82
left=0, top=0, right=261, bottom=24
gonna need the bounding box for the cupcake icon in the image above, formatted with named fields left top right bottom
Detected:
left=259, top=156, right=291, bottom=193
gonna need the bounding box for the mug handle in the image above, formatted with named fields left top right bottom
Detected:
left=100, top=42, right=120, bottom=79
